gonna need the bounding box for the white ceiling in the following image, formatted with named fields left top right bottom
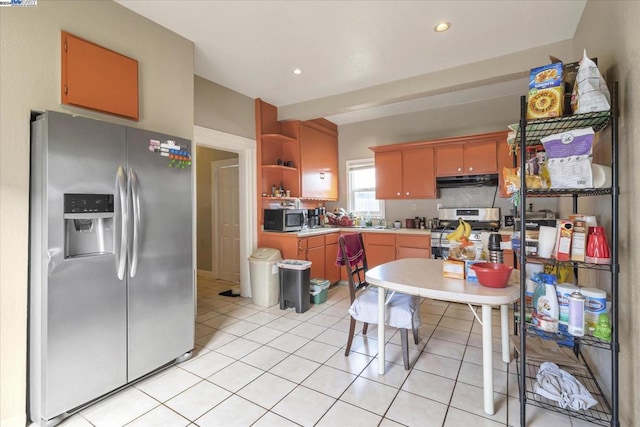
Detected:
left=116, top=0, right=587, bottom=125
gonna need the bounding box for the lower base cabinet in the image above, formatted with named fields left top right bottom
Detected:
left=363, top=232, right=432, bottom=267
left=363, top=233, right=396, bottom=268
left=324, top=233, right=341, bottom=284
left=396, top=234, right=431, bottom=259
left=262, top=231, right=432, bottom=285
left=260, top=232, right=341, bottom=284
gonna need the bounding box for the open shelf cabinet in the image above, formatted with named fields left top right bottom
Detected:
left=514, top=82, right=619, bottom=426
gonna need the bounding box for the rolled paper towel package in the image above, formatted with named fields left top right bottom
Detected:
left=592, top=164, right=612, bottom=188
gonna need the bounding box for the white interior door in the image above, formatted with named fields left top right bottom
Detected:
left=212, top=159, right=240, bottom=283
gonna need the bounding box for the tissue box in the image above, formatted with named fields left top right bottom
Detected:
left=527, top=62, right=564, bottom=119
left=465, top=261, right=481, bottom=282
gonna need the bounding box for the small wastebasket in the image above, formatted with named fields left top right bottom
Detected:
left=248, top=248, right=282, bottom=307
left=310, top=279, right=330, bottom=304
left=278, top=260, right=312, bottom=313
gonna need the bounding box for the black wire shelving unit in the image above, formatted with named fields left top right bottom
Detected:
left=514, top=82, right=619, bottom=426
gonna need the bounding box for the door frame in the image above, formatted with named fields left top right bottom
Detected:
left=211, top=158, right=240, bottom=282
left=194, top=126, right=256, bottom=297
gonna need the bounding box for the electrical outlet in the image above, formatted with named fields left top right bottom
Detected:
left=411, top=203, right=417, bottom=211
left=437, top=203, right=442, bottom=210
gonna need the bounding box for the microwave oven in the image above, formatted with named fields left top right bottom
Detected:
left=263, top=209, right=305, bottom=232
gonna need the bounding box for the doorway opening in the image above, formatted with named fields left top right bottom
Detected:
left=194, top=126, right=256, bottom=297
left=211, top=158, right=240, bottom=283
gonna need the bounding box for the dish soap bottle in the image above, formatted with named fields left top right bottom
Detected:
left=532, top=273, right=559, bottom=332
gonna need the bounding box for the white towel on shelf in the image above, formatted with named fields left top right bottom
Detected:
left=533, top=362, right=598, bottom=411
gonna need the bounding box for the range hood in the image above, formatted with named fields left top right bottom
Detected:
left=436, top=173, right=499, bottom=188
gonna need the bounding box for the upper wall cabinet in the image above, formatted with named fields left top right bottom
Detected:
left=299, top=121, right=339, bottom=200
left=373, top=147, right=436, bottom=199
left=255, top=98, right=339, bottom=211
left=61, top=31, right=139, bottom=120
left=256, top=100, right=300, bottom=199
left=435, top=137, right=497, bottom=176
left=371, top=131, right=511, bottom=200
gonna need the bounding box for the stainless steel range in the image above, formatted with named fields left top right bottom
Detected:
left=430, top=208, right=500, bottom=259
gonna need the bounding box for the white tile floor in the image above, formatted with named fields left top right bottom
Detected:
left=57, top=277, right=601, bottom=427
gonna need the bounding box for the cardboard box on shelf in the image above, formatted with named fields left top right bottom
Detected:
left=571, top=220, right=587, bottom=262
left=527, top=62, right=564, bottom=120
left=554, top=220, right=573, bottom=261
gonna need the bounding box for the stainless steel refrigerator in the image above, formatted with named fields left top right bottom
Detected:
left=29, top=111, right=194, bottom=425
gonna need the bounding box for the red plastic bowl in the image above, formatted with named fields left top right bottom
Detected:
left=470, top=262, right=514, bottom=288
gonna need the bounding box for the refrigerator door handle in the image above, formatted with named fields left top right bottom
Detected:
left=115, top=166, right=128, bottom=280
left=129, top=168, right=141, bottom=278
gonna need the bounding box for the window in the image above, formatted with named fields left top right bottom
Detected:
left=346, top=159, right=385, bottom=219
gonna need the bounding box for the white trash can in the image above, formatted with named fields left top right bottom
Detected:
left=248, top=248, right=282, bottom=307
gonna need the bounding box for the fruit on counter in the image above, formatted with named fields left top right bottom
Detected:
left=446, top=218, right=472, bottom=242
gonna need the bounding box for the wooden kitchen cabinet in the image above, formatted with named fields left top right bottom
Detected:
left=306, top=235, right=326, bottom=279
left=335, top=231, right=432, bottom=280
left=403, top=147, right=436, bottom=198
left=363, top=233, right=396, bottom=268
left=434, top=144, right=464, bottom=176
left=259, top=232, right=305, bottom=260
left=435, top=138, right=497, bottom=176
left=260, top=131, right=300, bottom=198
left=374, top=151, right=402, bottom=199
left=259, top=232, right=343, bottom=283
left=300, top=122, right=338, bottom=200
left=256, top=100, right=339, bottom=237
left=324, top=233, right=341, bottom=284
left=374, top=147, right=436, bottom=199
left=62, top=31, right=139, bottom=120
left=396, top=234, right=431, bottom=259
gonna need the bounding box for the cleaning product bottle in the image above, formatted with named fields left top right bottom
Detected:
left=532, top=273, right=559, bottom=332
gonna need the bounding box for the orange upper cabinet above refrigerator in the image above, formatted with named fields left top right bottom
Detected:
left=299, top=121, right=339, bottom=200
left=61, top=31, right=139, bottom=121
left=373, top=146, right=436, bottom=199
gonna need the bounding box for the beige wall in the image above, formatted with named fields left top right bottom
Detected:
left=0, top=1, right=194, bottom=425
left=332, top=79, right=561, bottom=221
left=193, top=76, right=253, bottom=272
left=572, top=1, right=640, bottom=424
left=194, top=75, right=255, bottom=140
left=196, top=147, right=239, bottom=271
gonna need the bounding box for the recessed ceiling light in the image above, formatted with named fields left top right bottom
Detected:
left=292, top=68, right=302, bottom=75
left=434, top=22, right=450, bottom=32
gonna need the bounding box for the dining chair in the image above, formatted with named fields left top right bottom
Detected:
left=337, top=233, right=421, bottom=370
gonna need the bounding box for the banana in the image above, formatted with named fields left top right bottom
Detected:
left=462, top=220, right=472, bottom=239
left=446, top=218, right=472, bottom=242
left=446, top=219, right=465, bottom=241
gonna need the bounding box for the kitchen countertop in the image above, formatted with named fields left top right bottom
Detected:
left=264, top=227, right=514, bottom=238
left=263, top=226, right=432, bottom=238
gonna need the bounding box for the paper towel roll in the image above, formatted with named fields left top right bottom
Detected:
left=538, top=226, right=557, bottom=258
left=592, top=164, right=612, bottom=188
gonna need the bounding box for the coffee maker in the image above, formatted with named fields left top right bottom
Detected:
left=306, top=208, right=320, bottom=228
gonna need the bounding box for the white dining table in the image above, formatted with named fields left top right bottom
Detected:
left=365, top=258, right=520, bottom=415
